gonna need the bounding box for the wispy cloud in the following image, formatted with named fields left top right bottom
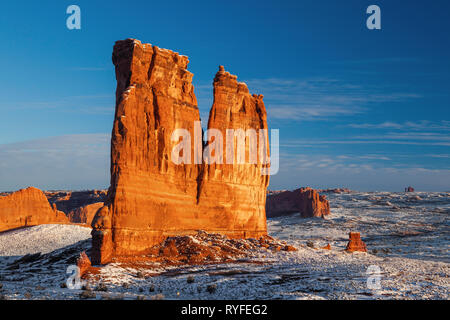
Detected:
left=194, top=77, right=422, bottom=122
left=425, top=154, right=450, bottom=158
left=281, top=128, right=450, bottom=148
left=244, top=78, right=421, bottom=122
left=282, top=139, right=450, bottom=147
left=270, top=153, right=450, bottom=191
left=0, top=134, right=110, bottom=191
left=347, top=120, right=450, bottom=131
left=70, top=67, right=110, bottom=71
left=267, top=105, right=364, bottom=121
left=0, top=94, right=115, bottom=114
left=327, top=57, right=421, bottom=65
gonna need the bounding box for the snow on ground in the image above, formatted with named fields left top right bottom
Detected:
left=0, top=192, right=448, bottom=300
left=0, top=224, right=91, bottom=257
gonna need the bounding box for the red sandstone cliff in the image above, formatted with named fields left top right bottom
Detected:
left=91, top=39, right=270, bottom=264
left=0, top=187, right=68, bottom=232
left=266, top=187, right=330, bottom=218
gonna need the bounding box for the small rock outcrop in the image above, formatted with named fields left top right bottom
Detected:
left=68, top=202, right=104, bottom=225
left=345, top=232, right=367, bottom=253
left=405, top=186, right=415, bottom=193
left=91, top=39, right=270, bottom=264
left=266, top=187, right=331, bottom=218
left=0, top=187, right=68, bottom=232
left=76, top=251, right=92, bottom=277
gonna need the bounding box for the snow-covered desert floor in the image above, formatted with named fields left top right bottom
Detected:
left=0, top=192, right=448, bottom=300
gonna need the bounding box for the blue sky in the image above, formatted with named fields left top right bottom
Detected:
left=0, top=0, right=449, bottom=191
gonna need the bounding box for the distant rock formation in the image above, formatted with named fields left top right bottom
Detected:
left=68, top=202, right=104, bottom=225
left=45, top=190, right=107, bottom=213
left=405, top=186, right=415, bottom=192
left=345, top=232, right=367, bottom=253
left=0, top=187, right=68, bottom=232
left=317, top=188, right=352, bottom=194
left=266, top=187, right=331, bottom=218
left=91, top=39, right=270, bottom=264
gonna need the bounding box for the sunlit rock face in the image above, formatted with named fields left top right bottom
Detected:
left=91, top=39, right=270, bottom=264
left=0, top=187, right=68, bottom=232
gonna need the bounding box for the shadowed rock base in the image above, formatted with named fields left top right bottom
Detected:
left=102, top=231, right=296, bottom=267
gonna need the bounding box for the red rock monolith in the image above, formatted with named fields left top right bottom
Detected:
left=0, top=187, right=68, bottom=232
left=345, top=232, right=367, bottom=253
left=91, top=39, right=270, bottom=264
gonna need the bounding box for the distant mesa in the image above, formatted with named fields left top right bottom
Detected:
left=316, top=188, right=353, bottom=194
left=0, top=187, right=68, bottom=232
left=266, top=187, right=331, bottom=218
left=91, top=39, right=270, bottom=264
left=45, top=190, right=107, bottom=213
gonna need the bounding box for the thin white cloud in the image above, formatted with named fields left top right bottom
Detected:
left=0, top=94, right=114, bottom=114
left=0, top=134, right=110, bottom=191
left=194, top=76, right=422, bottom=122
left=70, top=67, right=109, bottom=71
left=270, top=153, right=450, bottom=191
left=348, top=120, right=450, bottom=131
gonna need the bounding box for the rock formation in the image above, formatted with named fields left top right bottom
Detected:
left=119, top=231, right=295, bottom=266
left=0, top=187, right=68, bottom=232
left=91, top=39, right=270, bottom=264
left=76, top=251, right=92, bottom=277
left=317, top=188, right=352, bottom=194
left=405, top=186, right=415, bottom=193
left=266, top=187, right=330, bottom=218
left=45, top=190, right=107, bottom=213
left=345, top=232, right=367, bottom=253
left=68, top=202, right=104, bottom=225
